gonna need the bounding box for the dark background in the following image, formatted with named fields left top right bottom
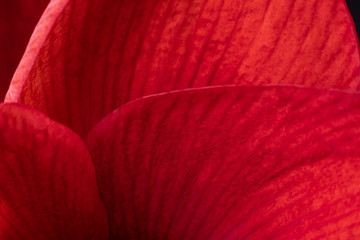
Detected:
left=346, top=0, right=360, bottom=38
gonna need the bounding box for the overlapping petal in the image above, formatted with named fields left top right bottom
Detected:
left=3, top=0, right=360, bottom=238
left=0, top=103, right=108, bottom=239
left=5, top=0, right=360, bottom=136
left=87, top=85, right=360, bottom=239
left=0, top=0, right=49, bottom=100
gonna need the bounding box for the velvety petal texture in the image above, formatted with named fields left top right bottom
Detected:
left=0, top=0, right=49, bottom=100
left=87, top=86, right=360, bottom=239
left=0, top=103, right=108, bottom=239
left=5, top=0, right=360, bottom=136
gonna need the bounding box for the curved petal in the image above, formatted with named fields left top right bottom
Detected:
left=346, top=0, right=360, bottom=34
left=0, top=0, right=49, bottom=100
left=0, top=103, right=108, bottom=239
left=5, top=0, right=360, bottom=136
left=87, top=85, right=360, bottom=239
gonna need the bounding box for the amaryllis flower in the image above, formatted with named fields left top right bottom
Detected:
left=1, top=0, right=360, bottom=239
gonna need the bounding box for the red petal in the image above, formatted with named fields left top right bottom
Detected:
left=0, top=0, right=49, bottom=100
left=5, top=0, right=360, bottom=136
left=0, top=103, right=108, bottom=239
left=87, top=86, right=360, bottom=239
